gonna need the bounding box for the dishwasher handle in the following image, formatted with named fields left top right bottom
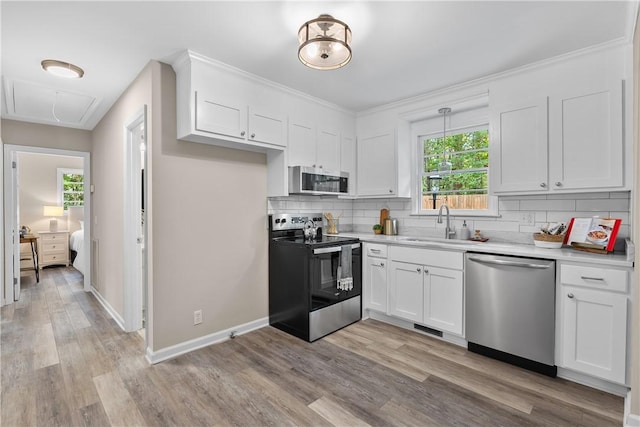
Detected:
left=467, top=256, right=552, bottom=269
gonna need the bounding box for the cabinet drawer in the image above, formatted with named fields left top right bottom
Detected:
left=365, top=243, right=388, bottom=258
left=42, top=242, right=66, bottom=253
left=41, top=233, right=67, bottom=243
left=42, top=253, right=66, bottom=264
left=560, top=264, right=629, bottom=293
left=389, top=245, right=463, bottom=270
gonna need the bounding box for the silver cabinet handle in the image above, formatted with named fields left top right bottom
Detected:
left=540, top=183, right=546, bottom=188
left=319, top=165, right=323, bottom=169
left=416, top=267, right=421, bottom=273
left=424, top=269, right=429, bottom=274
left=389, top=189, right=393, bottom=193
left=567, top=293, right=574, bottom=298
left=251, top=133, right=255, bottom=138
left=381, top=262, right=384, bottom=267
left=580, top=276, right=605, bottom=281
left=240, top=131, right=246, bottom=136
left=555, top=182, right=562, bottom=187
left=370, top=249, right=381, bottom=253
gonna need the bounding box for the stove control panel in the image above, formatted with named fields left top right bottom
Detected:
left=270, top=213, right=323, bottom=231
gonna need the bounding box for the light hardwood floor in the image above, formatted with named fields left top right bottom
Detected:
left=1, top=267, right=624, bottom=426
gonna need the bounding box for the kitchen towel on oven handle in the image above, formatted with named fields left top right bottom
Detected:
left=338, top=244, right=353, bottom=291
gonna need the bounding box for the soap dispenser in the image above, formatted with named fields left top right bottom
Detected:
left=459, top=220, right=471, bottom=240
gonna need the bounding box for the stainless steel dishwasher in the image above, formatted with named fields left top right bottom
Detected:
left=465, top=253, right=557, bottom=377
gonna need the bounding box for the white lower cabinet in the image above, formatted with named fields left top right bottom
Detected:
left=423, top=266, right=463, bottom=335
left=387, top=246, right=464, bottom=335
left=558, top=263, right=630, bottom=385
left=388, top=260, right=424, bottom=323
left=364, top=243, right=388, bottom=313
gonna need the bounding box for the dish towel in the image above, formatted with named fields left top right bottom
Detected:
left=338, top=244, right=353, bottom=291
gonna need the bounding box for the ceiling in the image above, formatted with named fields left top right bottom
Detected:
left=1, top=1, right=637, bottom=130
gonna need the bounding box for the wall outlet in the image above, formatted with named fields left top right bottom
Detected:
left=520, top=212, right=535, bottom=226
left=193, top=309, right=202, bottom=325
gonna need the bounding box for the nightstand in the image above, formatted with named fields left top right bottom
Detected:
left=38, top=231, right=69, bottom=268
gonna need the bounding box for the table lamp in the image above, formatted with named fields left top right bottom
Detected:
left=43, top=205, right=64, bottom=232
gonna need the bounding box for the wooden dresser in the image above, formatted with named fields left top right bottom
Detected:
left=38, top=231, right=69, bottom=268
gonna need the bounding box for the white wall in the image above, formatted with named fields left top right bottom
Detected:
left=17, top=152, right=83, bottom=233
left=151, top=62, right=268, bottom=350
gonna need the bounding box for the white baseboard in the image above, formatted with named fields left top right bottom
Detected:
left=557, top=367, right=628, bottom=396
left=90, top=286, right=125, bottom=331
left=145, top=316, right=269, bottom=364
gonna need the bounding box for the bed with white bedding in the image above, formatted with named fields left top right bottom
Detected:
left=68, top=207, right=85, bottom=275
left=69, top=228, right=85, bottom=275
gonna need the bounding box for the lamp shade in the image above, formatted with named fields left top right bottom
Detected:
left=298, top=14, right=352, bottom=70
left=43, top=205, right=64, bottom=217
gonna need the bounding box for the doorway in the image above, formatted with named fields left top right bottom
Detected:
left=3, top=145, right=91, bottom=305
left=123, top=107, right=147, bottom=332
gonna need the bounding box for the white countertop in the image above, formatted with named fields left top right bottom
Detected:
left=332, top=233, right=634, bottom=268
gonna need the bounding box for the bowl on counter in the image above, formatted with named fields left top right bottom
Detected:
left=533, top=233, right=565, bottom=249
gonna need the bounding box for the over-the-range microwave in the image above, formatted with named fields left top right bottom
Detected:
left=288, top=166, right=349, bottom=196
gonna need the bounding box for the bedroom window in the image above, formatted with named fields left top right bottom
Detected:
left=57, top=168, right=84, bottom=210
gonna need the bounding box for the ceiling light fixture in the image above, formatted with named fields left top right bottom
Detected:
left=438, top=107, right=452, bottom=174
left=298, top=14, right=352, bottom=70
left=41, top=59, right=84, bottom=79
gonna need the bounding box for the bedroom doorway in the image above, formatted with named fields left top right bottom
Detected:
left=123, top=107, right=147, bottom=332
left=3, top=145, right=91, bottom=305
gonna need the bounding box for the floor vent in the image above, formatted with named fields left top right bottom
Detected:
left=414, top=323, right=443, bottom=337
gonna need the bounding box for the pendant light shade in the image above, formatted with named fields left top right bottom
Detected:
left=438, top=107, right=452, bottom=174
left=298, top=14, right=352, bottom=70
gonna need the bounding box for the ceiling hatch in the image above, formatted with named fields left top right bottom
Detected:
left=4, top=78, right=98, bottom=127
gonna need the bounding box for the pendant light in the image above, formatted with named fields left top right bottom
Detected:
left=298, top=14, right=352, bottom=70
left=438, top=107, right=452, bottom=174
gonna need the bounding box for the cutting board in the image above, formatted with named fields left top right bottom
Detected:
left=379, top=209, right=389, bottom=226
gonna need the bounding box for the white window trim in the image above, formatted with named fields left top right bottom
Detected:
left=412, top=122, right=498, bottom=217
left=57, top=168, right=84, bottom=212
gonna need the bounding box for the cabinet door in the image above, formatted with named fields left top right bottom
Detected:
left=561, top=286, right=627, bottom=384
left=195, top=91, right=247, bottom=140
left=548, top=81, right=623, bottom=190
left=388, top=260, right=423, bottom=322
left=489, top=98, right=548, bottom=193
left=288, top=120, right=316, bottom=166
left=364, top=256, right=387, bottom=312
left=357, top=129, right=396, bottom=196
left=248, top=107, right=287, bottom=147
left=316, top=128, right=341, bottom=171
left=423, top=267, right=463, bottom=335
left=341, top=134, right=356, bottom=196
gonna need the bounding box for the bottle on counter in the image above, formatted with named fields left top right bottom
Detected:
left=473, top=229, right=483, bottom=240
left=459, top=220, right=470, bottom=240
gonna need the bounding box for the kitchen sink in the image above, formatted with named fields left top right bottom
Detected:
left=400, top=237, right=481, bottom=245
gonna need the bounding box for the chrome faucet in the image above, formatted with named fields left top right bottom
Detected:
left=437, top=204, right=456, bottom=239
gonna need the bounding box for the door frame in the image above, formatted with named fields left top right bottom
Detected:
left=123, top=106, right=146, bottom=332
left=3, top=144, right=91, bottom=304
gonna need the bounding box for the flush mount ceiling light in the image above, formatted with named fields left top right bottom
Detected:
left=41, top=59, right=84, bottom=78
left=298, top=14, right=352, bottom=70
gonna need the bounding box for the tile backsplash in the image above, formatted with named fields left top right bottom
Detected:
left=268, top=191, right=631, bottom=247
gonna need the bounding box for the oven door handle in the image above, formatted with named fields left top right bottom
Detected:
left=313, top=243, right=360, bottom=255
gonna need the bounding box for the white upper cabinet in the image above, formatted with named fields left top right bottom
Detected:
left=195, top=92, right=287, bottom=147
left=489, top=46, right=630, bottom=195
left=288, top=119, right=316, bottom=166
left=316, top=127, right=341, bottom=172
left=248, top=107, right=287, bottom=147
left=548, top=81, right=623, bottom=190
left=490, top=97, right=549, bottom=193
left=357, top=128, right=397, bottom=197
left=195, top=92, right=247, bottom=140
left=288, top=120, right=342, bottom=173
